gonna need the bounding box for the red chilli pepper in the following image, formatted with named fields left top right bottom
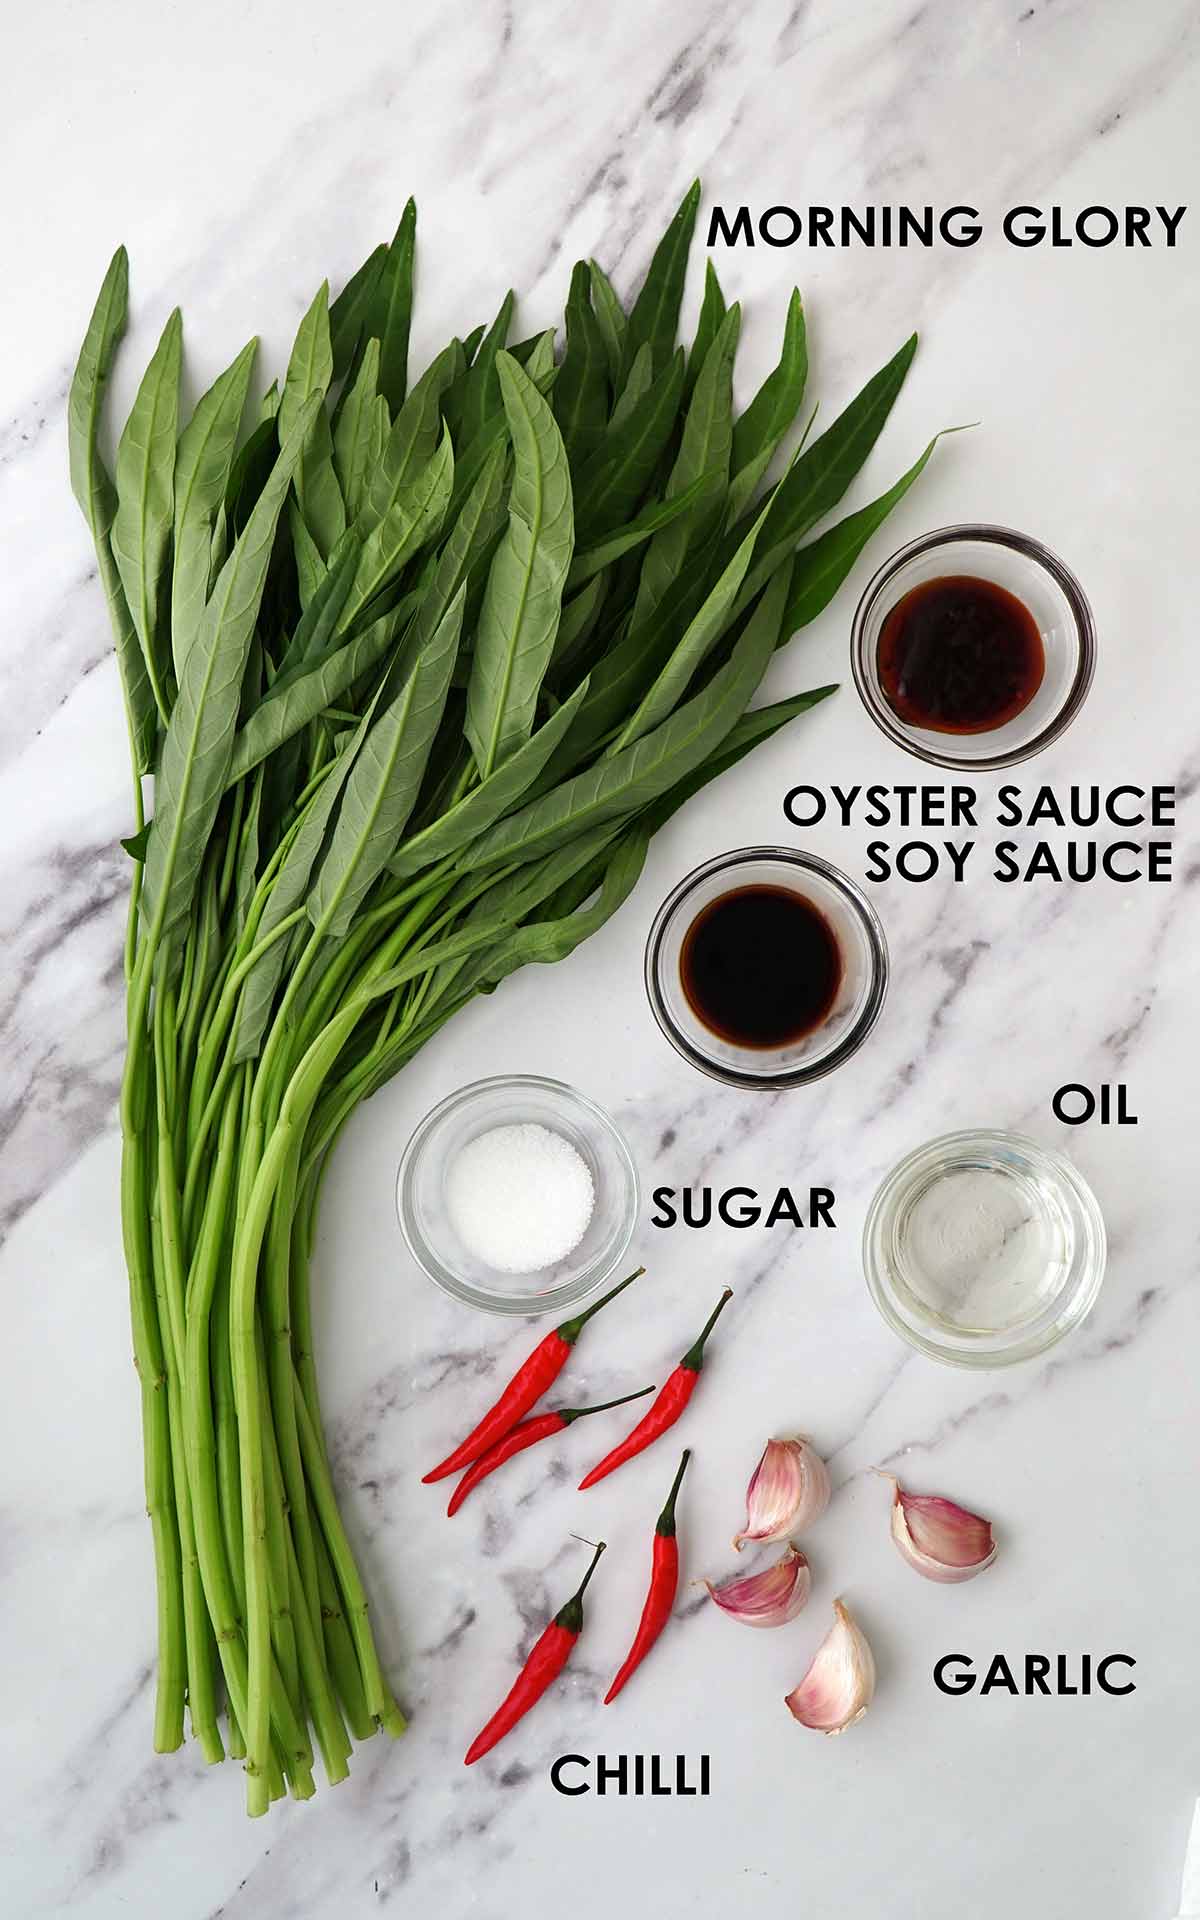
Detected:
left=447, top=1386, right=656, bottom=1516
left=422, top=1267, right=645, bottom=1483
left=464, top=1540, right=605, bottom=1765
left=578, top=1288, right=732, bottom=1491
left=604, top=1449, right=690, bottom=1705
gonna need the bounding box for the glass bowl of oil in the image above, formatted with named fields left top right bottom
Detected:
left=644, top=847, right=889, bottom=1089
left=850, top=524, right=1096, bottom=770
left=863, top=1129, right=1106, bottom=1366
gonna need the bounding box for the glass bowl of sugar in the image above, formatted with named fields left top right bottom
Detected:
left=397, top=1075, right=640, bottom=1315
left=863, top=1129, right=1106, bottom=1367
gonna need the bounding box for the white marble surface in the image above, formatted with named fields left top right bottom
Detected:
left=3, top=2, right=1199, bottom=1914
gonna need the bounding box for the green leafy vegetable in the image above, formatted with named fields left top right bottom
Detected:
left=341, top=425, right=454, bottom=628
left=587, top=259, right=627, bottom=385
left=226, top=597, right=403, bottom=787
left=737, top=332, right=918, bottom=606
left=71, top=188, right=939, bottom=1817
left=464, top=567, right=789, bottom=873
left=782, top=433, right=947, bottom=637
left=685, top=259, right=727, bottom=395
left=389, top=672, right=589, bottom=879
left=565, top=477, right=708, bottom=590
left=726, top=287, right=807, bottom=520
left=612, top=496, right=770, bottom=753
left=465, top=353, right=574, bottom=776
left=553, top=262, right=610, bottom=463
left=333, top=337, right=381, bottom=519
left=368, top=199, right=417, bottom=410
left=141, top=395, right=321, bottom=945
left=575, top=347, right=685, bottom=538
left=457, top=289, right=515, bottom=447
left=362, top=341, right=461, bottom=532
left=631, top=301, right=740, bottom=623
left=626, top=178, right=701, bottom=375
left=67, top=245, right=158, bottom=771
left=112, top=307, right=184, bottom=722
left=328, top=243, right=388, bottom=379
left=309, top=585, right=463, bottom=937
left=172, top=340, right=257, bottom=679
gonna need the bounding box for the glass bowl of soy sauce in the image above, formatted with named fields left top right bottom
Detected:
left=850, top=524, right=1096, bottom=770
left=644, top=848, right=889, bottom=1089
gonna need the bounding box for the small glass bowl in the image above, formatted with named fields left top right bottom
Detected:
left=397, top=1075, right=639, bottom=1316
left=643, top=848, right=889, bottom=1090
left=850, top=524, right=1096, bottom=770
left=863, top=1129, right=1106, bottom=1367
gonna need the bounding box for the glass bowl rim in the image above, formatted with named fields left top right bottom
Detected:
left=396, top=1072, right=640, bottom=1317
left=849, top=522, right=1097, bottom=771
left=862, top=1125, right=1107, bottom=1367
left=643, top=845, right=890, bottom=1090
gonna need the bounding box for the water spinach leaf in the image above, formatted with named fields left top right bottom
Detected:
left=388, top=672, right=590, bottom=879
left=611, top=496, right=771, bottom=752
left=553, top=262, right=610, bottom=464
left=309, top=585, right=464, bottom=937
left=333, top=337, right=382, bottom=520
left=574, top=348, right=685, bottom=539
left=362, top=341, right=461, bottom=532
left=737, top=332, right=918, bottom=606
left=685, top=259, right=727, bottom=395
left=463, top=566, right=788, bottom=873
left=140, top=395, right=321, bottom=945
left=565, top=479, right=707, bottom=591
left=632, top=302, right=740, bottom=622
left=328, top=242, right=388, bottom=380
left=781, top=433, right=947, bottom=639
left=171, top=340, right=257, bottom=680
left=625, top=179, right=701, bottom=376
left=457, top=290, right=515, bottom=448
left=341, top=426, right=454, bottom=629
left=465, top=353, right=574, bottom=778
left=368, top=199, right=417, bottom=411
left=112, top=306, right=183, bottom=721
left=726, top=287, right=808, bottom=520
left=587, top=259, right=627, bottom=387
left=68, top=246, right=158, bottom=770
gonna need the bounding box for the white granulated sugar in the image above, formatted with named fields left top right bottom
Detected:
left=445, top=1122, right=595, bottom=1273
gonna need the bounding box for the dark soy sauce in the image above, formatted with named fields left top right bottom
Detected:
left=877, top=574, right=1045, bottom=734
left=680, top=886, right=842, bottom=1049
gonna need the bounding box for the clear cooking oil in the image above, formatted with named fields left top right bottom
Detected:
left=863, top=1130, right=1107, bottom=1367
left=890, top=1157, right=1076, bottom=1334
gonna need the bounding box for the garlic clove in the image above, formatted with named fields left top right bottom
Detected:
left=704, top=1543, right=811, bottom=1627
left=884, top=1475, right=997, bottom=1584
left=733, top=1437, right=831, bottom=1550
left=784, top=1597, right=876, bottom=1734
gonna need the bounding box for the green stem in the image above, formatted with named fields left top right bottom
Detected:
left=181, top=908, right=308, bottom=1248
left=294, top=1375, right=403, bottom=1736
left=212, top=1232, right=246, bottom=1619
left=310, top=1520, right=373, bottom=1742
left=264, top=1134, right=322, bottom=1643
left=255, top=1328, right=304, bottom=1731
left=227, top=1257, right=275, bottom=1815
left=152, top=1179, right=222, bottom=1763
left=282, top=1510, right=352, bottom=1784
left=119, top=1041, right=185, bottom=1754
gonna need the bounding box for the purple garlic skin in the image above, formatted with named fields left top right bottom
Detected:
left=785, top=1598, right=876, bottom=1735
left=734, top=1437, right=831, bottom=1550
left=705, top=1544, right=811, bottom=1628
left=886, top=1477, right=997, bottom=1584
